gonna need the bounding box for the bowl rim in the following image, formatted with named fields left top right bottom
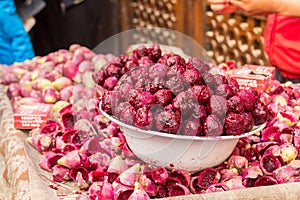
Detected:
left=99, top=102, right=266, bottom=141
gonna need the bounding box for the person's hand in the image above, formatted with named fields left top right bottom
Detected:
left=207, top=0, right=240, bottom=14
left=229, top=0, right=279, bottom=15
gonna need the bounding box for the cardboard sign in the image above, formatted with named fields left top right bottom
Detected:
left=14, top=104, right=52, bottom=129
left=230, top=65, right=276, bottom=92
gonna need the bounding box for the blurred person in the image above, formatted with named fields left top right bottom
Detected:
left=0, top=0, right=35, bottom=65
left=207, top=0, right=300, bottom=83
left=30, top=0, right=119, bottom=56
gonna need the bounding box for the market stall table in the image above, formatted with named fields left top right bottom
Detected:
left=1, top=84, right=300, bottom=200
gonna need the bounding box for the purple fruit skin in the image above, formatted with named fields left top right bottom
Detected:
left=215, top=84, right=234, bottom=99
left=154, top=89, right=174, bottom=106
left=203, top=114, right=223, bottom=136
left=166, top=75, right=186, bottom=95
left=254, top=176, right=278, bottom=187
left=197, top=168, right=220, bottom=190
left=237, top=90, right=256, bottom=112
left=166, top=64, right=186, bottom=78
left=106, top=64, right=122, bottom=78
left=183, top=68, right=203, bottom=86
left=172, top=91, right=198, bottom=117
left=92, top=69, right=106, bottom=86
left=186, top=57, right=210, bottom=73
left=182, top=118, right=203, bottom=136
left=260, top=154, right=281, bottom=175
left=193, top=104, right=208, bottom=122
left=134, top=106, right=154, bottom=129
left=103, top=77, right=118, bottom=90
left=148, top=63, right=169, bottom=79
left=114, top=102, right=136, bottom=125
left=207, top=95, right=227, bottom=120
left=148, top=44, right=162, bottom=62
left=156, top=109, right=181, bottom=134
left=227, top=95, right=244, bottom=113
left=191, top=85, right=211, bottom=104
left=166, top=55, right=186, bottom=67
left=252, top=102, right=269, bottom=125
left=224, top=112, right=244, bottom=136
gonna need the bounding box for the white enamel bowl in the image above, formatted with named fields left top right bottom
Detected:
left=100, top=106, right=265, bottom=173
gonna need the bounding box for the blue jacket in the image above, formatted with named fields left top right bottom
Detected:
left=0, top=0, right=35, bottom=65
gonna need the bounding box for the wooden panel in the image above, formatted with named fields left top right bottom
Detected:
left=205, top=6, right=270, bottom=66
left=181, top=0, right=206, bottom=46
left=120, top=0, right=205, bottom=47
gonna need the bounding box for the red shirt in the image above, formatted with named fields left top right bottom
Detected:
left=264, top=14, right=300, bottom=78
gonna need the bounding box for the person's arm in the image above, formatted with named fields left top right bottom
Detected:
left=207, top=0, right=239, bottom=14
left=230, top=0, right=300, bottom=17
